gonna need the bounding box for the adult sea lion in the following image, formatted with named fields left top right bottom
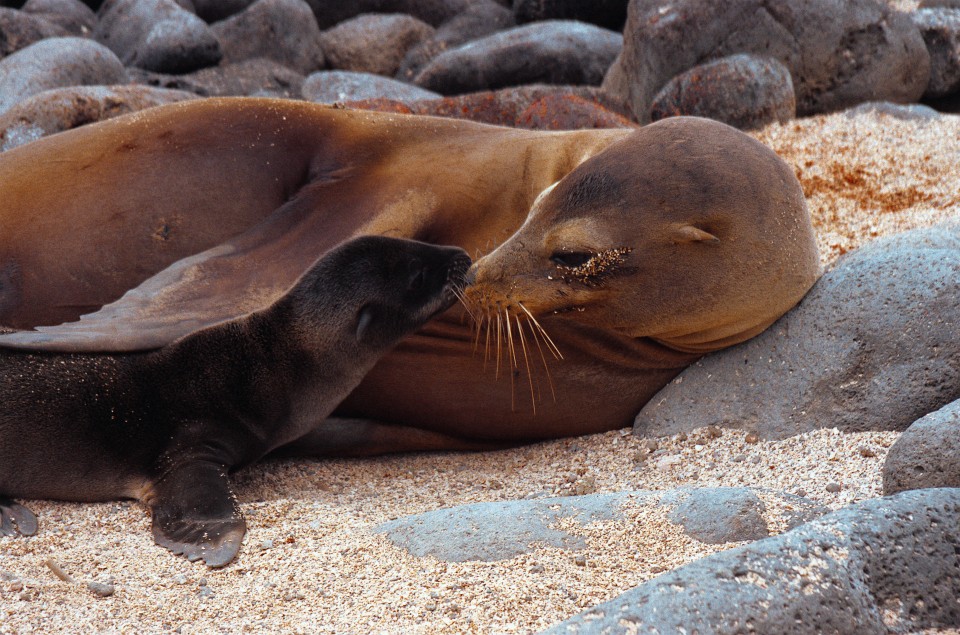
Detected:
left=0, top=98, right=819, bottom=453
left=0, top=236, right=471, bottom=567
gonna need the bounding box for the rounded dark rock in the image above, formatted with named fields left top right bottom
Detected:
left=0, top=37, right=126, bottom=115
left=515, top=93, right=636, bottom=130
left=0, top=84, right=197, bottom=152
left=649, top=53, right=796, bottom=130
left=302, top=70, right=439, bottom=103
left=0, top=7, right=67, bottom=57
left=190, top=0, right=257, bottom=22
left=883, top=399, right=960, bottom=494
left=397, top=1, right=514, bottom=81
left=129, top=57, right=304, bottom=98
left=303, top=0, right=472, bottom=29
left=667, top=488, right=769, bottom=544
left=21, top=0, right=96, bottom=35
left=512, top=0, right=628, bottom=31
left=544, top=488, right=960, bottom=634
left=319, top=13, right=433, bottom=76
left=94, top=0, right=221, bottom=73
left=912, top=8, right=960, bottom=98
left=844, top=100, right=942, bottom=121
left=211, top=0, right=324, bottom=75
left=413, top=20, right=621, bottom=94
left=634, top=222, right=960, bottom=440
left=409, top=84, right=631, bottom=126
left=377, top=488, right=823, bottom=564
left=607, top=0, right=930, bottom=122
left=377, top=492, right=633, bottom=562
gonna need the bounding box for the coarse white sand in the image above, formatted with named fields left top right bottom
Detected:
left=2, top=107, right=959, bottom=634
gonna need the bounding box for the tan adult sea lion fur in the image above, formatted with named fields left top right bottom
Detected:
left=0, top=98, right=819, bottom=453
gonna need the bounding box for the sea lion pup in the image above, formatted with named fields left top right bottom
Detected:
left=0, top=236, right=471, bottom=567
left=0, top=100, right=818, bottom=452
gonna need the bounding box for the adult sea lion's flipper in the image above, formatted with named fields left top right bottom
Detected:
left=0, top=497, right=38, bottom=536
left=149, top=462, right=246, bottom=569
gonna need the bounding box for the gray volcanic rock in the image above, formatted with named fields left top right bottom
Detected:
left=21, top=0, right=96, bottom=35
left=211, top=0, right=324, bottom=75
left=0, top=37, right=126, bottom=115
left=128, top=57, right=304, bottom=98
left=913, top=8, right=960, bottom=98
left=414, top=20, right=621, bottom=94
left=0, top=7, right=67, bottom=57
left=513, top=92, right=637, bottom=130
left=303, top=0, right=472, bottom=29
left=844, top=100, right=942, bottom=121
left=883, top=399, right=960, bottom=494
left=94, top=0, right=221, bottom=73
left=544, top=488, right=960, bottom=634
left=513, top=0, right=628, bottom=30
left=377, top=492, right=633, bottom=562
left=377, top=488, right=824, bottom=562
left=190, top=0, right=257, bottom=22
left=319, top=13, right=433, bottom=76
left=607, top=0, right=930, bottom=122
left=650, top=53, right=795, bottom=130
left=0, top=85, right=197, bottom=152
left=667, top=487, right=769, bottom=544
left=634, top=223, right=960, bottom=440
left=409, top=83, right=632, bottom=126
left=397, top=1, right=514, bottom=81
left=303, top=70, right=439, bottom=103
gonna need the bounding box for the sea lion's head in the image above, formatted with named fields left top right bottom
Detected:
left=287, top=236, right=471, bottom=351
left=465, top=116, right=819, bottom=353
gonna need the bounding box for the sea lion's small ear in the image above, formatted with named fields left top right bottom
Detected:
left=669, top=224, right=720, bottom=244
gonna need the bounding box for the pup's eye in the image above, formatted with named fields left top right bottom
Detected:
left=550, top=252, right=593, bottom=268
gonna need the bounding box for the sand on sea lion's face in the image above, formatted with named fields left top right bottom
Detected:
left=2, top=107, right=959, bottom=634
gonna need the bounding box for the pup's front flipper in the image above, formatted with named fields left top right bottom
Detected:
left=0, top=497, right=38, bottom=536
left=150, top=461, right=246, bottom=568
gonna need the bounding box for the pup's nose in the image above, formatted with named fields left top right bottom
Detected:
left=464, top=264, right=478, bottom=286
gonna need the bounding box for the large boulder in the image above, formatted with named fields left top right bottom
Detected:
left=377, top=487, right=824, bottom=562
left=607, top=0, right=930, bottom=122
left=0, top=37, right=126, bottom=115
left=302, top=70, right=440, bottom=103
left=545, top=488, right=960, bottom=634
left=0, top=85, right=197, bottom=152
left=21, top=0, right=96, bottom=35
left=319, top=13, right=433, bottom=76
left=634, top=223, right=960, bottom=440
left=397, top=1, right=514, bottom=81
left=128, top=57, right=305, bottom=98
left=649, top=53, right=795, bottom=129
left=303, top=0, right=472, bottom=29
left=912, top=8, right=960, bottom=98
left=0, top=7, right=67, bottom=58
left=413, top=20, right=621, bottom=94
left=883, top=399, right=960, bottom=494
left=94, top=0, right=221, bottom=73
left=189, top=0, right=257, bottom=22
left=513, top=0, right=628, bottom=30
left=211, top=0, right=324, bottom=75
left=409, top=84, right=632, bottom=126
